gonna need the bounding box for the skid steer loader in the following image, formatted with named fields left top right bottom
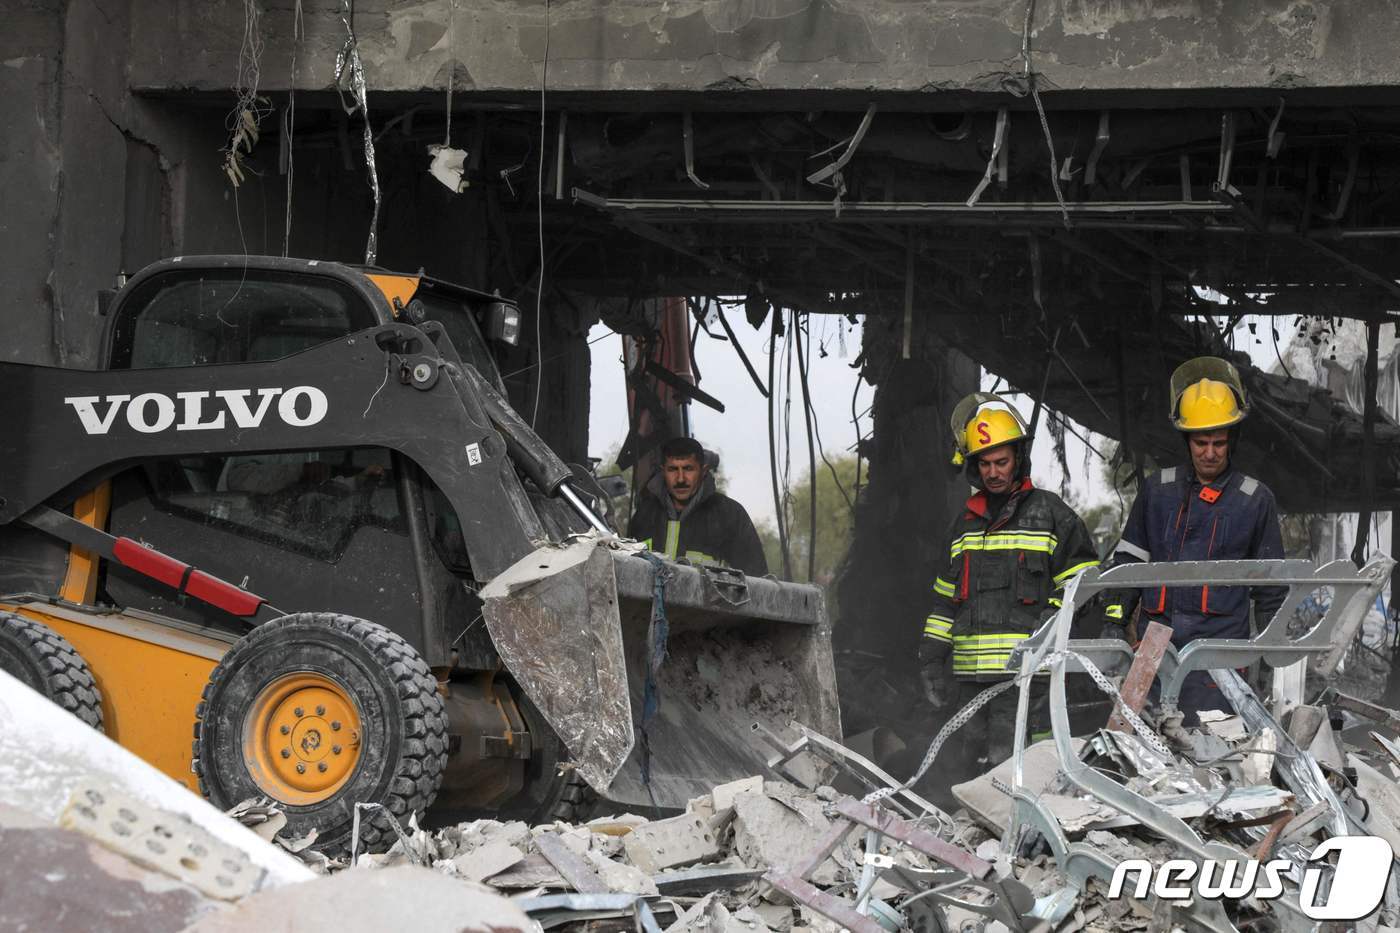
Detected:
left=0, top=256, right=839, bottom=851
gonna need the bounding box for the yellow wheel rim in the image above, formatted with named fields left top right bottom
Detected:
left=244, top=673, right=362, bottom=806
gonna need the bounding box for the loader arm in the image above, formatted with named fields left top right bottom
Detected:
left=0, top=323, right=559, bottom=582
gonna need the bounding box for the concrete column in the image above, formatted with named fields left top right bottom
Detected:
left=834, top=311, right=977, bottom=734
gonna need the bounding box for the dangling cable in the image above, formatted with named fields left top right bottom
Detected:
left=282, top=0, right=303, bottom=257
left=530, top=0, right=551, bottom=429
left=767, top=311, right=792, bottom=580
left=795, top=314, right=818, bottom=582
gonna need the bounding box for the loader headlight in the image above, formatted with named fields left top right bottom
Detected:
left=487, top=302, right=521, bottom=346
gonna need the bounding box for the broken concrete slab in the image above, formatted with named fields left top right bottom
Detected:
left=585, top=846, right=658, bottom=895
left=450, top=840, right=524, bottom=883
left=185, top=865, right=532, bottom=933
left=1198, top=710, right=1248, bottom=743
left=732, top=788, right=846, bottom=885
left=1038, top=795, right=1123, bottom=835
left=479, top=851, right=567, bottom=889
left=952, top=738, right=1086, bottom=834
left=713, top=775, right=764, bottom=812
left=535, top=832, right=610, bottom=893
left=0, top=668, right=310, bottom=885
left=621, top=811, right=722, bottom=873
left=0, top=812, right=223, bottom=933
left=1306, top=717, right=1346, bottom=772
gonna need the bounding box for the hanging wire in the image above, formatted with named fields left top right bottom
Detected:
left=795, top=314, right=819, bottom=582
left=334, top=0, right=381, bottom=265
left=767, top=311, right=793, bottom=580
left=282, top=0, right=303, bottom=256
left=223, top=0, right=273, bottom=190
left=530, top=0, right=551, bottom=429
left=797, top=316, right=853, bottom=516
left=1020, top=0, right=1070, bottom=229
left=443, top=0, right=456, bottom=147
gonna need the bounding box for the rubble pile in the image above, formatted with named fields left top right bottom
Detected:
left=229, top=676, right=1400, bottom=933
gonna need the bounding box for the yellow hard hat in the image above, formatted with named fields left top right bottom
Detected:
left=950, top=393, right=1028, bottom=464
left=964, top=408, right=1025, bottom=455
left=1169, top=357, right=1247, bottom=432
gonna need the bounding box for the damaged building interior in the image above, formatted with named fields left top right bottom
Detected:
left=6, top=1, right=1400, bottom=930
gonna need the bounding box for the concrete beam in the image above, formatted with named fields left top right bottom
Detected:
left=131, top=1, right=1400, bottom=99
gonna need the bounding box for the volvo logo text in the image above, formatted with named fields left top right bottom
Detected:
left=64, top=387, right=329, bottom=435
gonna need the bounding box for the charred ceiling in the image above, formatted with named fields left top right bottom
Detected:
left=264, top=94, right=1400, bottom=511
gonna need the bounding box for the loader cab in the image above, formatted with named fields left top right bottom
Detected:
left=93, top=257, right=518, bottom=666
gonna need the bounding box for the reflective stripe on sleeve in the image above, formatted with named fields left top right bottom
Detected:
left=1053, top=559, right=1100, bottom=587
left=933, top=577, right=956, bottom=598
left=923, top=614, right=953, bottom=642
left=1105, top=605, right=1124, bottom=620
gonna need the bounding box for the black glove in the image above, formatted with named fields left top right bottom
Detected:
left=919, top=652, right=955, bottom=709
left=1100, top=620, right=1132, bottom=642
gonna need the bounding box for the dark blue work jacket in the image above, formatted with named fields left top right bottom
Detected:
left=1108, top=464, right=1285, bottom=644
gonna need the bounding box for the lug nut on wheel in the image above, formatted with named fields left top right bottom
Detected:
left=296, top=763, right=306, bottom=774
left=280, top=748, right=291, bottom=759
left=316, top=705, right=326, bottom=716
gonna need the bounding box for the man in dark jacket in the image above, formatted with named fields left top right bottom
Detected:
left=921, top=393, right=1100, bottom=773
left=1102, top=357, right=1285, bottom=725
left=628, top=437, right=768, bottom=577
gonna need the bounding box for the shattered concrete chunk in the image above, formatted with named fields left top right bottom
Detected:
left=186, top=865, right=532, bottom=933
left=1198, top=710, right=1248, bottom=743
left=752, top=902, right=795, bottom=932
left=480, top=851, right=567, bottom=889
left=713, top=775, right=764, bottom=811
left=449, top=840, right=524, bottom=883
left=585, top=846, right=659, bottom=894
left=952, top=739, right=1085, bottom=833
left=622, top=811, right=722, bottom=873
left=731, top=786, right=845, bottom=885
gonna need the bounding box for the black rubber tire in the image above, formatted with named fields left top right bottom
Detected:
left=0, top=612, right=103, bottom=731
left=193, top=612, right=448, bottom=854
left=515, top=690, right=598, bottom=824
left=544, top=771, right=597, bottom=823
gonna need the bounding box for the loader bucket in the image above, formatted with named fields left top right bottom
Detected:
left=480, top=537, right=840, bottom=809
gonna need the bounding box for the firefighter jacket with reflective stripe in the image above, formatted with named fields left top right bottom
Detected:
left=628, top=472, right=768, bottom=577
left=922, top=480, right=1100, bottom=680
left=1105, top=465, right=1285, bottom=644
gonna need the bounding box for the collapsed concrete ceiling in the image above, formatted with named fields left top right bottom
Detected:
left=280, top=96, right=1399, bottom=511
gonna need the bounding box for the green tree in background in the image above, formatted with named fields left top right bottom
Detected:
left=758, top=455, right=859, bottom=585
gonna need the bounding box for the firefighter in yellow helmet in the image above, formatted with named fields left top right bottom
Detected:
left=1101, top=357, right=1285, bottom=726
left=921, top=393, right=1100, bottom=774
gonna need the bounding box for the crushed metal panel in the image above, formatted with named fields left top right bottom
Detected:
left=481, top=539, right=634, bottom=792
